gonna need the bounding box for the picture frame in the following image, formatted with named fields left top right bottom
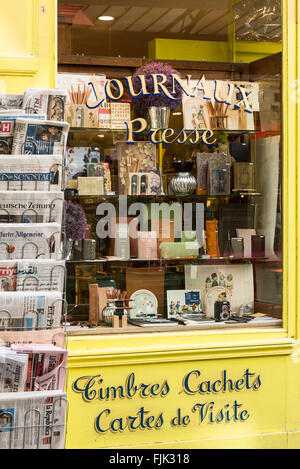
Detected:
left=233, top=162, right=255, bottom=192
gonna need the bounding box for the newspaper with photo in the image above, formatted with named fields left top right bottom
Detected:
left=0, top=390, right=67, bottom=449
left=11, top=119, right=69, bottom=155
left=23, top=88, right=68, bottom=122
left=0, top=290, right=63, bottom=331
left=0, top=222, right=61, bottom=260
left=0, top=114, right=46, bottom=155
left=0, top=154, right=64, bottom=191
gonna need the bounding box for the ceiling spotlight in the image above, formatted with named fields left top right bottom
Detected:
left=98, top=134, right=105, bottom=138
left=98, top=15, right=114, bottom=21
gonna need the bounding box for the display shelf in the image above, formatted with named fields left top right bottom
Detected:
left=65, top=256, right=280, bottom=265
left=64, top=193, right=262, bottom=202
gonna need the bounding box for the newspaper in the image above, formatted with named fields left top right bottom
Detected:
left=0, top=261, right=17, bottom=291
left=0, top=389, right=67, bottom=449
left=11, top=344, right=68, bottom=392
left=0, top=191, right=64, bottom=225
left=0, top=154, right=63, bottom=191
left=11, top=119, right=69, bottom=155
left=0, top=114, right=46, bottom=155
left=16, top=260, right=65, bottom=292
left=0, top=222, right=61, bottom=260
left=0, top=95, right=23, bottom=110
left=0, top=347, right=28, bottom=392
left=23, top=88, right=68, bottom=122
left=0, top=291, right=63, bottom=331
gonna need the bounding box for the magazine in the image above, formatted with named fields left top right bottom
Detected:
left=0, top=223, right=61, bottom=260
left=0, top=389, right=67, bottom=449
left=0, top=114, right=46, bottom=155
left=0, top=291, right=63, bottom=331
left=0, top=154, right=64, bottom=191
left=11, top=119, right=69, bottom=155
left=23, top=88, right=67, bottom=122
left=66, top=146, right=100, bottom=181
left=16, top=260, right=65, bottom=292
left=0, top=191, right=64, bottom=225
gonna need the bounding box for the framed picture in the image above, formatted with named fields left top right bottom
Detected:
left=233, top=162, right=255, bottom=192
left=185, top=264, right=254, bottom=317
left=166, top=289, right=202, bottom=318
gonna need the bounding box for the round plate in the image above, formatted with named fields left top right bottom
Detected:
left=130, top=289, right=158, bottom=318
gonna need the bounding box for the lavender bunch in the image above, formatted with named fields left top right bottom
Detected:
left=131, top=62, right=183, bottom=115
left=64, top=200, right=87, bottom=240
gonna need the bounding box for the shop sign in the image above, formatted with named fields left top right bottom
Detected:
left=72, top=368, right=261, bottom=434
left=85, top=74, right=253, bottom=146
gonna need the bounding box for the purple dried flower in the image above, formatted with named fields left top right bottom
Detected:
left=131, top=62, right=183, bottom=115
left=64, top=200, right=87, bottom=240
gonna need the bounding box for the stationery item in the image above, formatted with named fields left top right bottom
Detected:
left=16, top=260, right=65, bottom=292
left=207, top=161, right=230, bottom=195
left=251, top=235, right=265, bottom=258
left=126, top=267, right=164, bottom=316
left=185, top=264, right=254, bottom=318
left=233, top=162, right=255, bottom=192
left=98, top=102, right=111, bottom=128
left=159, top=241, right=199, bottom=259
left=114, top=224, right=130, bottom=259
left=87, top=162, right=111, bottom=193
left=236, top=228, right=256, bottom=258
left=167, top=290, right=202, bottom=318
left=0, top=154, right=64, bottom=191
left=218, top=203, right=255, bottom=256
left=11, top=119, right=69, bottom=155
left=137, top=231, right=157, bottom=259
left=57, top=72, right=106, bottom=107
left=128, top=317, right=178, bottom=327
left=77, top=176, right=104, bottom=195
left=0, top=113, right=46, bottom=154
left=0, top=222, right=61, bottom=260
left=0, top=291, right=63, bottom=330
left=117, top=141, right=157, bottom=194
left=65, top=146, right=100, bottom=181
left=0, top=191, right=64, bottom=225
left=22, top=88, right=67, bottom=121
left=82, top=239, right=96, bottom=260
left=110, top=102, right=131, bottom=129
left=196, top=153, right=231, bottom=194
left=129, top=171, right=162, bottom=195
left=205, top=220, right=220, bottom=258
left=0, top=261, right=17, bottom=291
left=0, top=390, right=67, bottom=449
left=231, top=237, right=244, bottom=258
left=129, top=289, right=158, bottom=318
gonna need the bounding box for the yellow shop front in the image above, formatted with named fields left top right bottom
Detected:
left=1, top=0, right=300, bottom=450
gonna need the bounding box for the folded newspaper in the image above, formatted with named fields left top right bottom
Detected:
left=0, top=291, right=63, bottom=331
left=0, top=191, right=64, bottom=225
left=0, top=347, right=28, bottom=392
left=0, top=154, right=64, bottom=191
left=0, top=260, right=17, bottom=291
left=0, top=222, right=61, bottom=260
left=11, top=119, right=69, bottom=155
left=11, top=344, right=68, bottom=392
left=16, top=260, right=65, bottom=292
left=0, top=389, right=67, bottom=449
left=23, top=88, right=67, bottom=122
left=0, top=114, right=46, bottom=155
left=0, top=95, right=23, bottom=110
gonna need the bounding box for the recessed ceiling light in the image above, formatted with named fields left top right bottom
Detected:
left=98, top=134, right=105, bottom=138
left=98, top=15, right=115, bottom=21
left=172, top=112, right=182, bottom=115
